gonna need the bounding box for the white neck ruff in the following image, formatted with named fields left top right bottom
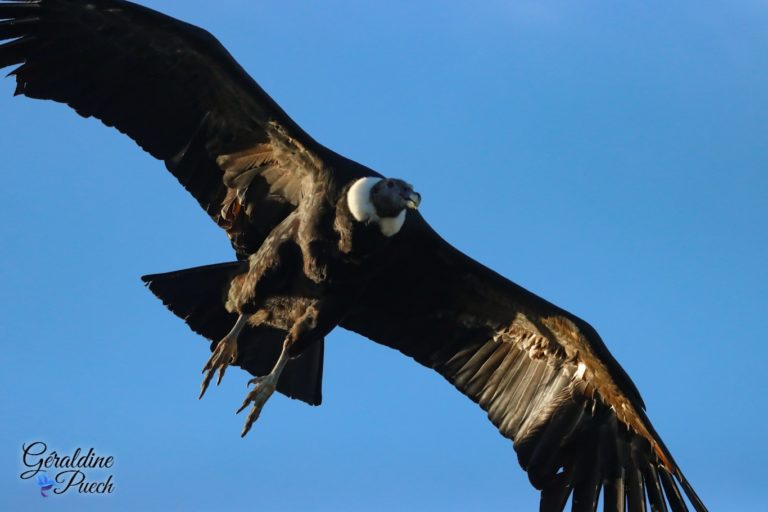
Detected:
left=346, top=177, right=406, bottom=237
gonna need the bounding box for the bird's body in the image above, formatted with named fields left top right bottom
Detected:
left=0, top=1, right=709, bottom=510
left=199, top=175, right=421, bottom=433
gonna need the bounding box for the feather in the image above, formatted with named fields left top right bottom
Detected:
left=477, top=345, right=521, bottom=408
left=497, top=361, right=545, bottom=435
left=0, top=16, right=37, bottom=40
left=540, top=470, right=574, bottom=512
left=462, top=342, right=510, bottom=397
left=625, top=456, right=646, bottom=512
left=658, top=468, right=688, bottom=512
left=524, top=398, right=586, bottom=487
left=603, top=476, right=626, bottom=512
left=643, top=465, right=669, bottom=512
left=571, top=430, right=603, bottom=512
left=452, top=340, right=501, bottom=389
left=0, top=34, right=34, bottom=70
left=0, top=3, right=41, bottom=20
left=572, top=445, right=602, bottom=512
left=503, top=361, right=550, bottom=436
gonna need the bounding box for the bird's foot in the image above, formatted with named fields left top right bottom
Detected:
left=303, top=258, right=328, bottom=283
left=236, top=373, right=279, bottom=437
left=301, top=240, right=331, bottom=283
left=199, top=335, right=238, bottom=399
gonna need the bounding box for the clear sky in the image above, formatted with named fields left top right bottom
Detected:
left=1, top=1, right=766, bottom=510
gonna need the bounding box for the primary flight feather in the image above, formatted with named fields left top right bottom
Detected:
left=0, top=1, right=708, bottom=510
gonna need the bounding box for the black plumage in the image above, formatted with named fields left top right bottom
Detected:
left=0, top=1, right=708, bottom=510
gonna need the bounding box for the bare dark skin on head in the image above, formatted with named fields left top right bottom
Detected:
left=370, top=179, right=421, bottom=218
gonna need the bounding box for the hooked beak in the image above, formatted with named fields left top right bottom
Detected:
left=404, top=190, right=421, bottom=210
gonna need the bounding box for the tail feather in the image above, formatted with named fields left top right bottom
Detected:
left=141, top=262, right=323, bottom=406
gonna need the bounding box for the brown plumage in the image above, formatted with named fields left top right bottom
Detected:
left=0, top=1, right=708, bottom=510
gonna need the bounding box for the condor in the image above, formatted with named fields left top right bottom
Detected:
left=0, top=1, right=707, bottom=510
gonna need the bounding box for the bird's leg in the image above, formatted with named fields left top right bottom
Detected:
left=237, top=301, right=342, bottom=437
left=236, top=334, right=292, bottom=437
left=199, top=314, right=248, bottom=399
left=297, top=196, right=333, bottom=283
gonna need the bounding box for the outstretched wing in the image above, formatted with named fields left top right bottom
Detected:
left=0, top=0, right=370, bottom=257
left=342, top=215, right=707, bottom=512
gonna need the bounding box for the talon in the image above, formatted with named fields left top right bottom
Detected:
left=236, top=375, right=278, bottom=437
left=199, top=338, right=238, bottom=399
left=233, top=325, right=292, bottom=437
left=199, top=371, right=215, bottom=400
left=198, top=315, right=248, bottom=399
left=241, top=407, right=261, bottom=438
left=216, top=365, right=228, bottom=386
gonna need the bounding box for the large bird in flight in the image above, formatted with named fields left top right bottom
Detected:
left=0, top=1, right=708, bottom=510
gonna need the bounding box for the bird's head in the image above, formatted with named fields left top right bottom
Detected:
left=347, top=177, right=421, bottom=237
left=370, top=178, right=421, bottom=217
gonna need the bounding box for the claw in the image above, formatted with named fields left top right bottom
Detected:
left=199, top=336, right=238, bottom=399
left=233, top=326, right=291, bottom=437
left=198, top=315, right=248, bottom=399
left=237, top=374, right=278, bottom=437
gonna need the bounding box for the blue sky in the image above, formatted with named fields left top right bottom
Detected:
left=1, top=1, right=766, bottom=510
